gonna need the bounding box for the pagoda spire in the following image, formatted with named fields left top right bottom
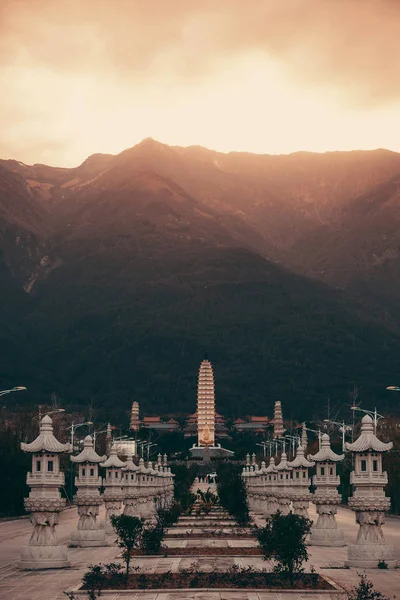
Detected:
left=273, top=401, right=285, bottom=439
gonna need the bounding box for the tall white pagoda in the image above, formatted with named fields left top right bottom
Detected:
left=197, top=358, right=215, bottom=447
left=189, top=357, right=233, bottom=459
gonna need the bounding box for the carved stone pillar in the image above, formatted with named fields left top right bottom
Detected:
left=345, top=415, right=396, bottom=568
left=19, top=415, right=72, bottom=569
left=308, top=434, right=345, bottom=546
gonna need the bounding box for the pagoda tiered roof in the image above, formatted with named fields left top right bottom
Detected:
left=287, top=445, right=315, bottom=468
left=70, top=435, right=106, bottom=463
left=100, top=444, right=126, bottom=468
left=308, top=433, right=345, bottom=462
left=345, top=415, right=393, bottom=453
left=21, top=415, right=72, bottom=453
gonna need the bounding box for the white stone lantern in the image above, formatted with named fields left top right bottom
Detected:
left=308, top=433, right=345, bottom=546
left=19, top=415, right=72, bottom=569
left=275, top=452, right=293, bottom=514
left=136, top=458, right=153, bottom=520
left=265, top=457, right=279, bottom=516
left=70, top=435, right=106, bottom=546
left=345, top=414, right=396, bottom=568
left=288, top=445, right=314, bottom=517
left=122, top=453, right=140, bottom=517
left=100, top=444, right=126, bottom=534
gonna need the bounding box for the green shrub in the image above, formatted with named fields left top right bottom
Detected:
left=111, top=515, right=143, bottom=580
left=348, top=573, right=391, bottom=600
left=255, top=512, right=312, bottom=585
left=217, top=463, right=250, bottom=525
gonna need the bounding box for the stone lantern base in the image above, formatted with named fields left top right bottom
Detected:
left=19, top=544, right=70, bottom=570
left=345, top=543, right=397, bottom=569
left=310, top=527, right=345, bottom=547
left=70, top=528, right=106, bottom=547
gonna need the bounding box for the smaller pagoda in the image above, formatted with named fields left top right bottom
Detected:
left=345, top=415, right=396, bottom=568
left=19, top=415, right=72, bottom=569
left=100, top=444, right=126, bottom=534
left=308, top=433, right=345, bottom=546
left=288, top=445, right=314, bottom=517
left=70, top=435, right=106, bottom=546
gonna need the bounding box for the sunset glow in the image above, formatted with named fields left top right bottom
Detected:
left=1, top=0, right=400, bottom=166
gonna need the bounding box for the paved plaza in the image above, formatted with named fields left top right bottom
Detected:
left=0, top=505, right=400, bottom=599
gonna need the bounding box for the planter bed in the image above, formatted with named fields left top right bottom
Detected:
left=164, top=532, right=254, bottom=539
left=131, top=547, right=263, bottom=556
left=80, top=572, right=335, bottom=591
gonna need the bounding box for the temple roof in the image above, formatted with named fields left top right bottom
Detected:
left=308, top=433, right=345, bottom=462
left=21, top=415, right=72, bottom=453
left=70, top=435, right=106, bottom=463
left=287, top=445, right=315, bottom=468
left=345, top=415, right=393, bottom=453
left=100, top=444, right=126, bottom=468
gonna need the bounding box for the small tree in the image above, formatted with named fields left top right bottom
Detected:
left=111, top=514, right=143, bottom=581
left=256, top=512, right=312, bottom=585
left=348, top=574, right=391, bottom=600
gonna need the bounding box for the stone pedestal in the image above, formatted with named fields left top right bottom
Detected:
left=19, top=500, right=70, bottom=570
left=71, top=499, right=106, bottom=546
left=104, top=496, right=123, bottom=534
left=309, top=501, right=345, bottom=546
left=291, top=497, right=310, bottom=518
left=345, top=504, right=396, bottom=568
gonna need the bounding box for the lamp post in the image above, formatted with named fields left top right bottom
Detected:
left=0, top=386, right=26, bottom=398
left=67, top=421, right=93, bottom=452
left=323, top=419, right=353, bottom=452
left=35, top=407, right=65, bottom=423
left=304, top=426, right=322, bottom=450
left=350, top=405, right=384, bottom=434
left=146, top=443, right=157, bottom=462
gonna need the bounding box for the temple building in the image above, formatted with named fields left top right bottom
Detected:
left=234, top=416, right=270, bottom=433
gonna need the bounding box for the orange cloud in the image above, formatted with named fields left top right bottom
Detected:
left=1, top=0, right=400, bottom=165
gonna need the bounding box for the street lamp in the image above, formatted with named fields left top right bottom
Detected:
left=303, top=426, right=322, bottom=450
left=323, top=419, right=352, bottom=452
left=0, top=386, right=27, bottom=397
left=67, top=421, right=93, bottom=452
left=350, top=405, right=384, bottom=434
left=146, top=443, right=157, bottom=461
left=257, top=442, right=268, bottom=458
left=35, top=407, right=65, bottom=422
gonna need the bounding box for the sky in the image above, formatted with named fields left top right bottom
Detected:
left=1, top=0, right=400, bottom=167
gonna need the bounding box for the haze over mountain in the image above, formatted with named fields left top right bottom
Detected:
left=2, top=139, right=400, bottom=421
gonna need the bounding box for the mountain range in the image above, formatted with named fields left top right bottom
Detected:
left=2, top=138, right=400, bottom=422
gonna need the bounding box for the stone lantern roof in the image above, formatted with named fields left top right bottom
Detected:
left=288, top=445, right=315, bottom=468
left=122, top=453, right=139, bottom=472
left=275, top=452, right=292, bottom=471
left=308, top=433, right=344, bottom=462
left=265, top=457, right=277, bottom=473
left=70, top=435, right=106, bottom=463
left=21, top=415, right=72, bottom=453
left=100, top=444, right=126, bottom=468
left=345, top=415, right=393, bottom=453
left=138, top=458, right=149, bottom=474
